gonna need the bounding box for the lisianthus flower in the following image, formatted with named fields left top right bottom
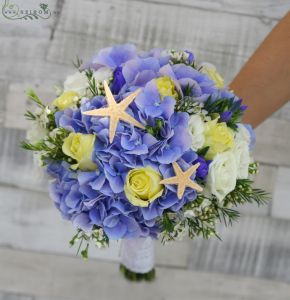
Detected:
left=63, top=72, right=89, bottom=97
left=92, top=66, right=113, bottom=83
left=206, top=151, right=237, bottom=201
left=188, top=114, right=205, bottom=151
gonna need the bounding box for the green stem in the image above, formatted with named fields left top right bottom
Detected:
left=119, top=264, right=156, bottom=282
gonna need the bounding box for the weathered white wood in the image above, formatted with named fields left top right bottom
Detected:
left=273, top=101, right=290, bottom=121
left=189, top=214, right=290, bottom=282
left=1, top=246, right=290, bottom=300
left=0, top=80, right=8, bottom=126
left=0, top=291, right=33, bottom=300
left=0, top=57, right=71, bottom=82
left=46, top=0, right=278, bottom=82
left=254, top=118, right=290, bottom=167
left=145, top=0, right=290, bottom=19
left=0, top=128, right=47, bottom=190
left=271, top=167, right=290, bottom=220
left=239, top=163, right=275, bottom=216
left=0, top=0, right=57, bottom=38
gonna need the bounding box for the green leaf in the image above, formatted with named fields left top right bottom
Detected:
left=81, top=244, right=89, bottom=260
left=26, top=89, right=45, bottom=108
left=197, top=146, right=209, bottom=157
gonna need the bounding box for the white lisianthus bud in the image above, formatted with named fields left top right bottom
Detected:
left=206, top=151, right=237, bottom=201
left=188, top=114, right=205, bottom=151
left=64, top=72, right=89, bottom=96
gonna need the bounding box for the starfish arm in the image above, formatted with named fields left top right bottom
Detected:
left=120, top=111, right=145, bottom=130
left=184, top=162, right=200, bottom=177
left=103, top=80, right=116, bottom=107
left=109, top=116, right=119, bottom=143
left=82, top=108, right=110, bottom=117
left=118, top=89, right=141, bottom=110
left=187, top=180, right=203, bottom=192
left=160, top=176, right=179, bottom=185
left=172, top=162, right=183, bottom=176
left=177, top=182, right=186, bottom=199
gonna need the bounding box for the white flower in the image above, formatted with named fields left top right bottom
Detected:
left=233, top=140, right=251, bottom=179
left=235, top=124, right=251, bottom=145
left=93, top=67, right=113, bottom=83
left=64, top=72, right=89, bottom=96
left=206, top=151, right=237, bottom=201
left=184, top=210, right=196, bottom=218
left=188, top=114, right=205, bottom=151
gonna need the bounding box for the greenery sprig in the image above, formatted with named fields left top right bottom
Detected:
left=26, top=88, right=45, bottom=108
left=69, top=227, right=109, bottom=259
left=21, top=128, right=73, bottom=164
left=159, top=178, right=269, bottom=243
left=224, top=178, right=270, bottom=208
left=203, top=97, right=245, bottom=130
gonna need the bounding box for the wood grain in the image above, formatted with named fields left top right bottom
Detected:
left=1, top=246, right=290, bottom=300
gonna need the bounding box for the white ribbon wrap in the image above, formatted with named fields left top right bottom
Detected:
left=120, top=237, right=155, bottom=274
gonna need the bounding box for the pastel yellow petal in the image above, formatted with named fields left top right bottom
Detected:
left=52, top=91, right=79, bottom=110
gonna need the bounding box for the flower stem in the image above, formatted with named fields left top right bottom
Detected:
left=119, top=264, right=155, bottom=281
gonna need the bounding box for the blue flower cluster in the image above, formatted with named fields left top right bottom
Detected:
left=49, top=44, right=216, bottom=240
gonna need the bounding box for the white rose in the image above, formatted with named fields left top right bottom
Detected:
left=64, top=72, right=89, bottom=96
left=93, top=67, right=113, bottom=83
left=188, top=114, right=205, bottom=151
left=235, top=124, right=251, bottom=145
left=206, top=151, right=237, bottom=201
left=233, top=140, right=251, bottom=179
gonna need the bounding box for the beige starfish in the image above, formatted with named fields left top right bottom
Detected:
left=82, top=81, right=145, bottom=143
left=160, top=162, right=203, bottom=199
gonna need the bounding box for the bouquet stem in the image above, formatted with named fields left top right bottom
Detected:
left=119, top=237, right=155, bottom=281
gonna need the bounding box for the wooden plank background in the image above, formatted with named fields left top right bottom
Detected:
left=1, top=0, right=290, bottom=297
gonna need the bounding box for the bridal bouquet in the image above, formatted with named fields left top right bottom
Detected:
left=22, top=44, right=268, bottom=281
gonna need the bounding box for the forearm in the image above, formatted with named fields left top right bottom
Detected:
left=230, top=11, right=290, bottom=128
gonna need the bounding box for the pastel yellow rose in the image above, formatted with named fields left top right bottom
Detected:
left=203, top=118, right=234, bottom=160
left=200, top=63, right=224, bottom=89
left=52, top=91, right=79, bottom=110
left=62, top=132, right=97, bottom=171
left=155, top=76, right=178, bottom=99
left=124, top=167, right=164, bottom=207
